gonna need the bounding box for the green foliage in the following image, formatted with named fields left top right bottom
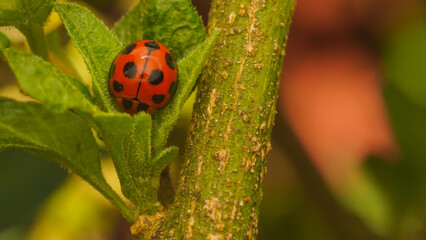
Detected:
left=0, top=9, right=22, bottom=26
left=20, top=0, right=54, bottom=23
left=0, top=98, right=135, bottom=222
left=3, top=48, right=95, bottom=113
left=382, top=19, right=426, bottom=109
left=93, top=112, right=140, bottom=204
left=365, top=18, right=426, bottom=236
left=367, top=18, right=426, bottom=236
left=0, top=99, right=98, bottom=177
left=151, top=30, right=219, bottom=151
left=151, top=146, right=178, bottom=176
left=126, top=113, right=152, bottom=183
left=0, top=0, right=53, bottom=59
left=112, top=0, right=206, bottom=58
left=112, top=0, right=146, bottom=45
left=0, top=149, right=67, bottom=230
left=143, top=0, right=206, bottom=60
left=1, top=0, right=214, bottom=223
left=367, top=85, right=426, bottom=220
left=55, top=3, right=122, bottom=113
left=0, top=30, right=10, bottom=50
left=94, top=112, right=158, bottom=213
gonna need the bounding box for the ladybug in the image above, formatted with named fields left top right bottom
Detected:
left=108, top=40, right=178, bottom=115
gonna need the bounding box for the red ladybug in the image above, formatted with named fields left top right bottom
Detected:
left=108, top=40, right=178, bottom=115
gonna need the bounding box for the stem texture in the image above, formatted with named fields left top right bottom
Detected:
left=143, top=0, right=296, bottom=239
left=19, top=24, right=49, bottom=60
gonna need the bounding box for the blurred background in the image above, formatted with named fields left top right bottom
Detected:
left=0, top=0, right=425, bottom=239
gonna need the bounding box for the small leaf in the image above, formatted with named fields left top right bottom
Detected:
left=0, top=9, right=23, bottom=26
left=0, top=31, right=10, bottom=50
left=366, top=85, right=426, bottom=218
left=0, top=98, right=136, bottom=222
left=55, top=3, right=122, bottom=112
left=125, top=113, right=157, bottom=212
left=383, top=19, right=426, bottom=109
left=151, top=30, right=219, bottom=151
left=126, top=112, right=151, bottom=182
left=93, top=112, right=141, bottom=204
left=151, top=146, right=178, bottom=176
left=112, top=0, right=146, bottom=45
left=0, top=0, right=54, bottom=29
left=3, top=48, right=95, bottom=113
left=21, top=0, right=54, bottom=24
left=95, top=112, right=156, bottom=212
left=143, top=0, right=206, bottom=60
left=0, top=0, right=53, bottom=59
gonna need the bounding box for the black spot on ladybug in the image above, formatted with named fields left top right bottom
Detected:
left=122, top=99, right=133, bottom=109
left=113, top=80, right=124, bottom=92
left=137, top=102, right=149, bottom=112
left=145, top=41, right=160, bottom=50
left=165, top=52, right=175, bottom=70
left=122, top=42, right=137, bottom=55
left=109, top=63, right=116, bottom=79
left=152, top=94, right=165, bottom=104
left=123, top=62, right=137, bottom=78
left=169, top=81, right=177, bottom=95
left=148, top=69, right=164, bottom=85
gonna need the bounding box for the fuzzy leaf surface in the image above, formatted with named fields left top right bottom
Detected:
left=151, top=146, right=178, bottom=176
left=55, top=3, right=122, bottom=112
left=0, top=0, right=53, bottom=58
left=0, top=0, right=53, bottom=29
left=93, top=112, right=140, bottom=203
left=126, top=113, right=151, bottom=182
left=0, top=98, right=135, bottom=222
left=95, top=112, right=156, bottom=212
left=0, top=31, right=10, bottom=50
left=125, top=113, right=157, bottom=212
left=20, top=0, right=54, bottom=24
left=0, top=9, right=22, bottom=26
left=151, top=30, right=219, bottom=151
left=3, top=48, right=95, bottom=113
left=112, top=0, right=146, bottom=45
left=143, top=0, right=206, bottom=60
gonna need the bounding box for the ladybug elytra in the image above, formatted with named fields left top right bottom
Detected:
left=108, top=40, right=178, bottom=115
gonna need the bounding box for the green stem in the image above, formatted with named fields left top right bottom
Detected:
left=145, top=0, right=296, bottom=238
left=19, top=24, right=49, bottom=60
left=96, top=179, right=138, bottom=223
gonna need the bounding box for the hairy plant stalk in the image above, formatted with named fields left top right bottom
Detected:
left=20, top=24, right=49, bottom=60
left=134, top=0, right=296, bottom=238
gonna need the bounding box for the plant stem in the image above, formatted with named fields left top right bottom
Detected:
left=19, top=24, right=49, bottom=60
left=151, top=0, right=296, bottom=238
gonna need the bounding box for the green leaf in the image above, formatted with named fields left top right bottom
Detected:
left=126, top=113, right=151, bottom=182
left=55, top=3, right=122, bottom=112
left=383, top=19, right=426, bottom=109
left=112, top=0, right=146, bottom=45
left=0, top=0, right=53, bottom=59
left=21, top=0, right=54, bottom=24
left=93, top=112, right=140, bottom=204
left=0, top=30, right=10, bottom=50
left=3, top=48, right=95, bottom=113
left=126, top=113, right=158, bottom=212
left=143, top=0, right=206, bottom=60
left=95, top=112, right=157, bottom=212
left=0, top=0, right=54, bottom=28
left=151, top=146, right=178, bottom=175
left=366, top=84, right=426, bottom=222
left=151, top=30, right=219, bottom=151
left=0, top=98, right=136, bottom=222
left=0, top=9, right=22, bottom=27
